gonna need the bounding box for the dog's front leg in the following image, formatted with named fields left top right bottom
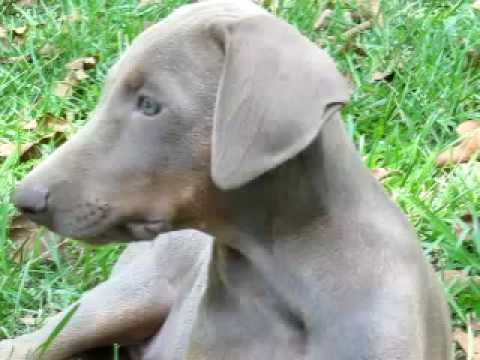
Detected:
left=0, top=245, right=174, bottom=360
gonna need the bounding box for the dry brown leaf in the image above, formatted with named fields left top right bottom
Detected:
left=466, top=48, right=480, bottom=69
left=372, top=70, right=395, bottom=82
left=473, top=317, right=480, bottom=332
left=0, top=54, right=31, bottom=64
left=139, top=0, right=162, bottom=6
left=371, top=167, right=391, bottom=181
left=54, top=73, right=79, bottom=97
left=356, top=0, right=380, bottom=19
left=54, top=76, right=76, bottom=97
left=23, top=119, right=37, bottom=130
left=19, top=316, right=36, bottom=326
left=38, top=43, right=57, bottom=58
left=343, top=20, right=372, bottom=40
left=0, top=25, right=7, bottom=46
left=314, top=9, right=333, bottom=30
left=55, top=57, right=97, bottom=97
left=454, top=213, right=476, bottom=240
left=12, top=25, right=28, bottom=45
left=8, top=214, right=64, bottom=263
left=65, top=111, right=75, bottom=123
left=0, top=143, right=32, bottom=157
left=437, top=120, right=480, bottom=166
left=443, top=270, right=468, bottom=283
left=38, top=113, right=71, bottom=132
left=13, top=26, right=27, bottom=36
left=60, top=9, right=83, bottom=23
left=65, top=56, right=96, bottom=70
left=9, top=214, right=44, bottom=263
left=474, top=0, right=480, bottom=10
left=453, top=327, right=480, bottom=359
left=458, top=120, right=480, bottom=135
left=17, top=0, right=38, bottom=6
left=344, top=11, right=354, bottom=24
left=0, top=130, right=68, bottom=160
left=20, top=131, right=67, bottom=162
left=443, top=270, right=480, bottom=284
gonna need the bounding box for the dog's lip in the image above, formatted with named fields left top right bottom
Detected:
left=123, top=219, right=172, bottom=240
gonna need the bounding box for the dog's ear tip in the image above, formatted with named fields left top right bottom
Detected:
left=211, top=170, right=241, bottom=191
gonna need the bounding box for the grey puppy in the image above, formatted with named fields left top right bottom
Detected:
left=2, top=0, right=451, bottom=359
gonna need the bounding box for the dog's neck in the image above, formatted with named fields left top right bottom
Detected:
left=204, top=114, right=382, bottom=299
left=209, top=113, right=376, bottom=249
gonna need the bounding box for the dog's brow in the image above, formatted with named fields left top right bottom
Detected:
left=123, top=69, right=145, bottom=91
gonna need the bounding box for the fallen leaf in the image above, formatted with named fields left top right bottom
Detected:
left=343, top=42, right=368, bottom=56
left=454, top=213, right=476, bottom=240
left=443, top=270, right=480, bottom=284
left=9, top=214, right=44, bottom=263
left=8, top=214, right=65, bottom=263
left=0, top=143, right=32, bottom=157
left=139, top=0, right=162, bottom=6
left=444, top=270, right=468, bottom=283
left=0, top=54, right=31, bottom=63
left=65, top=111, right=75, bottom=123
left=474, top=0, right=480, bottom=10
left=23, top=119, right=37, bottom=130
left=54, top=76, right=76, bottom=97
left=12, top=25, right=27, bottom=45
left=344, top=11, right=354, bottom=24
left=343, top=20, right=372, bottom=40
left=458, top=120, right=480, bottom=135
left=466, top=48, right=480, bottom=69
left=0, top=25, right=7, bottom=46
left=65, top=56, right=96, bottom=71
left=38, top=113, right=71, bottom=132
left=17, top=0, right=38, bottom=6
left=356, top=0, right=380, bottom=19
left=55, top=57, right=97, bottom=97
left=453, top=326, right=480, bottom=359
left=19, top=316, right=36, bottom=326
left=461, top=213, right=474, bottom=224
left=13, top=26, right=27, bottom=36
left=372, top=70, right=395, bottom=82
left=60, top=9, right=83, bottom=23
left=371, top=167, right=391, bottom=181
left=436, top=120, right=480, bottom=166
left=314, top=9, right=333, bottom=30
left=20, top=131, right=67, bottom=162
left=38, top=43, right=57, bottom=58
left=473, top=317, right=480, bottom=332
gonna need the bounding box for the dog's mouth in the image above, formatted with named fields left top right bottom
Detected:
left=122, top=220, right=172, bottom=240
left=62, top=218, right=173, bottom=244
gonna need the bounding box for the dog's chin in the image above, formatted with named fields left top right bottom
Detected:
left=69, top=220, right=173, bottom=245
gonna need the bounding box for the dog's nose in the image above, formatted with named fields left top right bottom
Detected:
left=14, top=184, right=49, bottom=215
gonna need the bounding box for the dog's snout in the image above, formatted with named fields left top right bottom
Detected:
left=14, top=184, right=50, bottom=215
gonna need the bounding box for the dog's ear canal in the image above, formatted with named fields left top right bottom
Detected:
left=210, top=14, right=351, bottom=191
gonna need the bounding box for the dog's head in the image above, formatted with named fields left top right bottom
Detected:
left=14, top=0, right=349, bottom=243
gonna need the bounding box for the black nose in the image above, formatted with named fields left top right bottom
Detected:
left=14, top=184, right=49, bottom=215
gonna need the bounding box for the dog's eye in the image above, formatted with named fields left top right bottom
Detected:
left=138, top=96, right=162, bottom=116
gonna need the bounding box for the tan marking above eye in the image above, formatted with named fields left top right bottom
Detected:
left=123, top=69, right=145, bottom=91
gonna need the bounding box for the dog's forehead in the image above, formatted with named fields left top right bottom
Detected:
left=115, top=1, right=264, bottom=66
left=107, top=0, right=266, bottom=89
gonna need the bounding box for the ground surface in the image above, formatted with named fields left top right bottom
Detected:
left=0, top=0, right=479, bottom=357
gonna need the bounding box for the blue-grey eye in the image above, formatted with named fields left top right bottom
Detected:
left=138, top=95, right=162, bottom=116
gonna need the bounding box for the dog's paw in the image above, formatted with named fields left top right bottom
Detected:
left=0, top=338, right=38, bottom=360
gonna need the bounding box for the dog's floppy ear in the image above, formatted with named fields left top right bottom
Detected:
left=210, top=14, right=351, bottom=190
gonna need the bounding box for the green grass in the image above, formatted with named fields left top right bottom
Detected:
left=0, top=0, right=479, bottom=355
